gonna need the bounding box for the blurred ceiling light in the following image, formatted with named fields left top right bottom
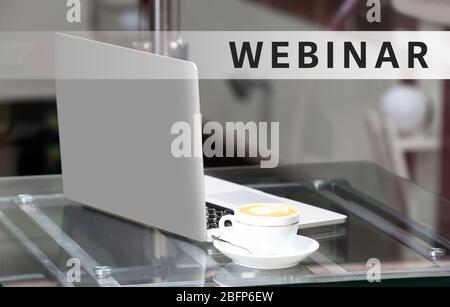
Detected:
left=393, top=0, right=450, bottom=26
left=380, top=84, right=430, bottom=133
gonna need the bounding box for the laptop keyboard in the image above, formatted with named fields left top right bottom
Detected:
left=206, top=203, right=234, bottom=229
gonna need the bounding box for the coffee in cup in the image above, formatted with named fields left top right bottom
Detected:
left=219, top=203, right=300, bottom=255
left=238, top=203, right=298, bottom=217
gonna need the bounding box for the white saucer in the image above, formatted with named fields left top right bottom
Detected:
left=213, top=235, right=319, bottom=270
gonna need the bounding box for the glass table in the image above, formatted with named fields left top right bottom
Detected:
left=0, top=162, right=449, bottom=287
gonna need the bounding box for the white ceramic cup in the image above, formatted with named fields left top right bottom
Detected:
left=218, top=203, right=300, bottom=255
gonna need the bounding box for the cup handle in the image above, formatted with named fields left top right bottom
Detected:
left=218, top=215, right=235, bottom=237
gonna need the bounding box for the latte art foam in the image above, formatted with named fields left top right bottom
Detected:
left=239, top=204, right=298, bottom=217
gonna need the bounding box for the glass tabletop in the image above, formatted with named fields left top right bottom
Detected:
left=0, top=162, right=449, bottom=287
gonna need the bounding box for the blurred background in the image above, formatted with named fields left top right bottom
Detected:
left=0, top=0, right=448, bottom=199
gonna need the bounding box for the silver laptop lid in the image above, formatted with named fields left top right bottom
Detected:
left=54, top=33, right=207, bottom=241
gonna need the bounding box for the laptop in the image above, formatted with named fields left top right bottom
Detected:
left=54, top=33, right=346, bottom=242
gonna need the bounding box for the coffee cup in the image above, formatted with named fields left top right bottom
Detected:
left=218, top=203, right=300, bottom=255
